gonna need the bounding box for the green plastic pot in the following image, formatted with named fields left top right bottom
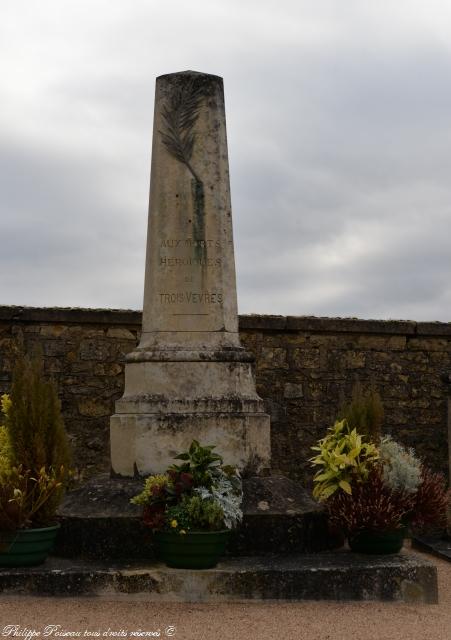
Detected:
left=0, top=523, right=61, bottom=567
left=154, top=530, right=229, bottom=569
left=348, top=528, right=405, bottom=555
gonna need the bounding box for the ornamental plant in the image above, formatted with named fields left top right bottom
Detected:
left=131, top=440, right=242, bottom=534
left=379, top=436, right=421, bottom=494
left=310, top=419, right=379, bottom=500
left=311, top=420, right=450, bottom=538
left=326, top=466, right=415, bottom=535
left=0, top=465, right=65, bottom=531
left=411, top=466, right=449, bottom=533
left=0, top=351, right=71, bottom=529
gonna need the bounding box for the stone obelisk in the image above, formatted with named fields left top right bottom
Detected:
left=110, top=71, right=270, bottom=476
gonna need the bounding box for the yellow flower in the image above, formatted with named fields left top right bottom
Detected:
left=170, top=519, right=178, bottom=528
left=179, top=529, right=187, bottom=535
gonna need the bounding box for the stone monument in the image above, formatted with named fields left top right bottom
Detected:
left=52, top=72, right=439, bottom=603
left=110, top=71, right=271, bottom=476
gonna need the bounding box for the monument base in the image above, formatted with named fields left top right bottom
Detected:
left=110, top=410, right=271, bottom=476
left=110, top=350, right=271, bottom=477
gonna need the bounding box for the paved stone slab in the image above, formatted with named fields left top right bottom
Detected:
left=413, top=535, right=451, bottom=562
left=0, top=551, right=437, bottom=603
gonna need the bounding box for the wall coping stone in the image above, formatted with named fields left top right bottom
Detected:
left=1, top=305, right=451, bottom=337
left=0, top=305, right=142, bottom=326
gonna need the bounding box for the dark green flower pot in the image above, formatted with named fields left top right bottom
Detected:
left=0, top=523, right=61, bottom=567
left=348, top=528, right=405, bottom=555
left=154, top=530, right=229, bottom=569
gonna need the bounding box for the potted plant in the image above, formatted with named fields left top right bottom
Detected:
left=131, top=440, right=242, bottom=568
left=0, top=352, right=71, bottom=566
left=311, top=419, right=450, bottom=554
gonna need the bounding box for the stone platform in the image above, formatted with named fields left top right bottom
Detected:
left=0, top=551, right=437, bottom=603
left=56, top=475, right=340, bottom=560
left=49, top=474, right=440, bottom=604
left=413, top=534, right=451, bottom=562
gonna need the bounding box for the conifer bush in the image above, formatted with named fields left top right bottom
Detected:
left=6, top=351, right=70, bottom=475
left=0, top=350, right=71, bottom=528
left=338, top=382, right=384, bottom=443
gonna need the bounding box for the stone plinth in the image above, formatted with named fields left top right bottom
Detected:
left=110, top=71, right=270, bottom=476
left=0, top=553, right=438, bottom=603
left=56, top=474, right=336, bottom=560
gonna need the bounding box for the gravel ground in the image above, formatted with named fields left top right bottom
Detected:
left=0, top=551, right=449, bottom=640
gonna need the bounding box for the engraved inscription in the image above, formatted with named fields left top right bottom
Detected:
left=159, top=292, right=224, bottom=304
left=159, top=237, right=222, bottom=268
left=160, top=238, right=221, bottom=249
left=160, top=257, right=221, bottom=267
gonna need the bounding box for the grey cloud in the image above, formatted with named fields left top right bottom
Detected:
left=1, top=3, right=451, bottom=321
left=0, top=137, right=146, bottom=307
left=227, top=43, right=451, bottom=319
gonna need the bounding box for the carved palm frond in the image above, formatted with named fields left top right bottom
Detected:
left=159, top=79, right=204, bottom=182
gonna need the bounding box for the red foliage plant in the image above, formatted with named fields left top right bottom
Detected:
left=326, top=467, right=415, bottom=536
left=410, top=466, right=450, bottom=534
left=143, top=504, right=166, bottom=530
left=168, top=471, right=194, bottom=497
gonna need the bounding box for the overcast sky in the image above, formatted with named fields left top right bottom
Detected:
left=2, top=1, right=451, bottom=320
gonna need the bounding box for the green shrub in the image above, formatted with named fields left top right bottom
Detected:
left=6, top=352, right=70, bottom=474
left=338, top=382, right=384, bottom=442
left=1, top=351, right=71, bottom=527
left=0, top=427, right=12, bottom=477
left=0, top=395, right=12, bottom=477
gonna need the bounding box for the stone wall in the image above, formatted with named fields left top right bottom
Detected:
left=0, top=306, right=450, bottom=485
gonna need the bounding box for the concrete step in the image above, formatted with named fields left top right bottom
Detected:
left=57, top=474, right=341, bottom=560
left=0, top=550, right=437, bottom=603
